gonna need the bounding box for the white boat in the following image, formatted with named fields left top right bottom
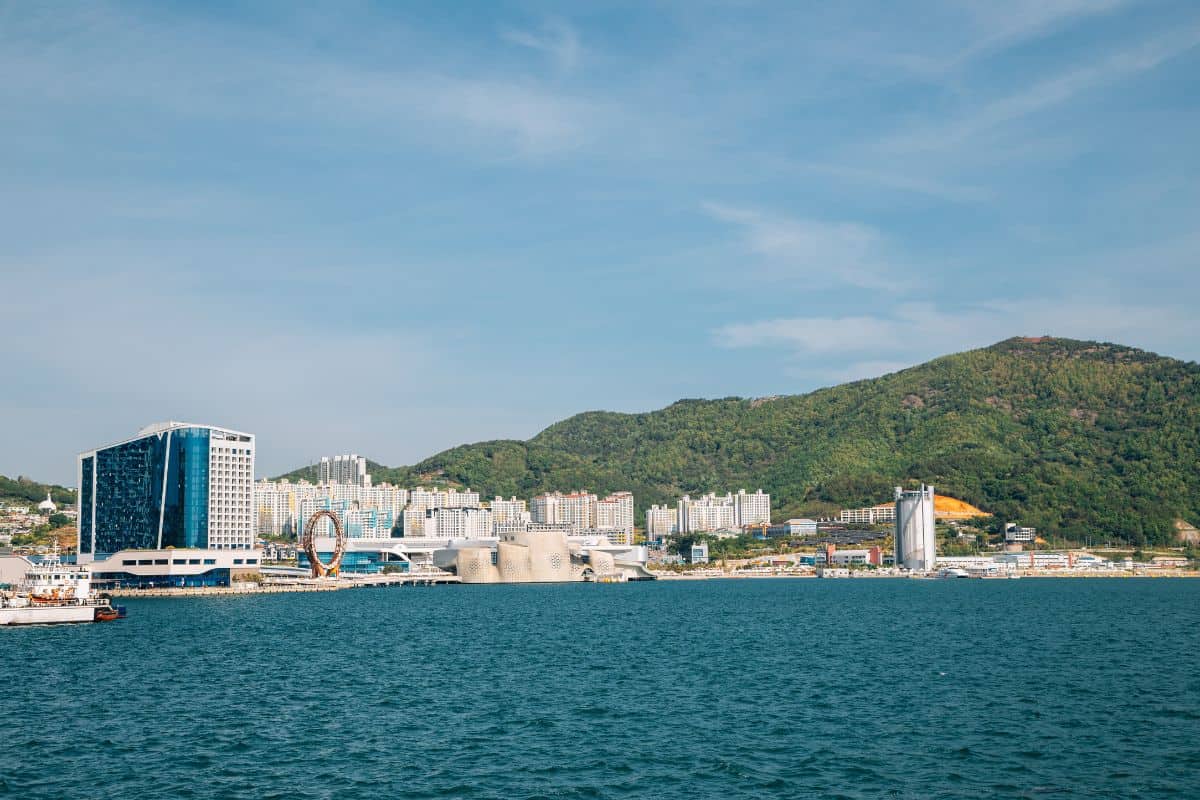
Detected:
left=0, top=548, right=125, bottom=626
left=935, top=567, right=971, bottom=579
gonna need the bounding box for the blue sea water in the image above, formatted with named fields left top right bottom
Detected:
left=2, top=578, right=1199, bottom=799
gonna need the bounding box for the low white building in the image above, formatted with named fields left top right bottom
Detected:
left=1005, top=523, right=1036, bottom=543
left=423, top=507, right=493, bottom=540
left=82, top=549, right=262, bottom=588
left=839, top=505, right=896, bottom=524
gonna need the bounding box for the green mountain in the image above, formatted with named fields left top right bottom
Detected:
left=282, top=338, right=1200, bottom=546
left=0, top=474, right=76, bottom=507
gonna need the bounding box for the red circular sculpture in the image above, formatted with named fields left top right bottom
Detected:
left=302, top=510, right=346, bottom=578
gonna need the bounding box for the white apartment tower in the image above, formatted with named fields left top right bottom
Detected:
left=319, top=454, right=370, bottom=487
left=645, top=504, right=676, bottom=538
left=595, top=491, right=635, bottom=546
left=489, top=497, right=530, bottom=526
left=531, top=491, right=597, bottom=528
left=734, top=489, right=771, bottom=527
left=423, top=506, right=493, bottom=540
left=677, top=493, right=737, bottom=534
left=402, top=487, right=481, bottom=536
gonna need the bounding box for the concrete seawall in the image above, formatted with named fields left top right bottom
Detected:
left=108, top=583, right=344, bottom=598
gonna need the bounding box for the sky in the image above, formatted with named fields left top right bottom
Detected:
left=2, top=0, right=1199, bottom=485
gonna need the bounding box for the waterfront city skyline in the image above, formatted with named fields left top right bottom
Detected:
left=3, top=1, right=1200, bottom=485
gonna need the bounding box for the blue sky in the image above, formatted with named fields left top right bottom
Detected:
left=2, top=0, right=1198, bottom=484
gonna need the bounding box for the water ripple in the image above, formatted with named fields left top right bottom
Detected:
left=1, top=579, right=1198, bottom=798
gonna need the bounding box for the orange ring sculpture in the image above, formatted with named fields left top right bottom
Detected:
left=302, top=510, right=346, bottom=578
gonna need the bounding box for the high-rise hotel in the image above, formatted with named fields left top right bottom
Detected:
left=76, top=422, right=261, bottom=587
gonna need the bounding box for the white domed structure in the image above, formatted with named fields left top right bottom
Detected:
left=38, top=492, right=57, bottom=513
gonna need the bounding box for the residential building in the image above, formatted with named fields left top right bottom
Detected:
left=734, top=489, right=771, bottom=527
left=489, top=496, right=529, bottom=526
left=839, top=505, right=896, bottom=524
left=423, top=506, right=493, bottom=540
left=527, top=490, right=634, bottom=545
left=1005, top=523, right=1037, bottom=543
left=254, top=479, right=408, bottom=539
left=678, top=493, right=737, bottom=534
left=645, top=504, right=676, bottom=539
left=402, top=487, right=480, bottom=536
left=531, top=490, right=596, bottom=528
left=595, top=491, right=635, bottom=546
left=318, top=454, right=370, bottom=486
left=561, top=492, right=596, bottom=528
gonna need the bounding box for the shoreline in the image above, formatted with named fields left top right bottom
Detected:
left=103, top=569, right=1200, bottom=596
left=651, top=570, right=1200, bottom=580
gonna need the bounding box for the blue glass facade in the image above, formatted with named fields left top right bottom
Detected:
left=297, top=551, right=409, bottom=575
left=86, top=426, right=213, bottom=557
left=160, top=427, right=210, bottom=549
left=79, top=455, right=94, bottom=554
left=92, top=568, right=230, bottom=589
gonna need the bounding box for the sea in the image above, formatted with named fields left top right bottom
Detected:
left=2, top=578, right=1198, bottom=799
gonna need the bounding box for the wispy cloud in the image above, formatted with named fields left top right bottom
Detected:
left=315, top=68, right=596, bottom=155
left=787, top=161, right=991, bottom=203
left=0, top=5, right=601, bottom=158
left=0, top=245, right=438, bottom=478
left=704, top=204, right=904, bottom=290
left=501, top=19, right=581, bottom=73
left=884, top=25, right=1200, bottom=152
left=713, top=299, right=1200, bottom=364
left=948, top=0, right=1129, bottom=70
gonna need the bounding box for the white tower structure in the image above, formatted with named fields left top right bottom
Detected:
left=319, top=454, right=370, bottom=487
left=894, top=484, right=936, bottom=571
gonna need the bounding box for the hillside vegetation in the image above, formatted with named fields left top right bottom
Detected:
left=283, top=338, right=1200, bottom=546
left=0, top=474, right=76, bottom=507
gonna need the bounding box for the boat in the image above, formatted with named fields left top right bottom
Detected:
left=0, top=548, right=126, bottom=626
left=935, top=567, right=971, bottom=579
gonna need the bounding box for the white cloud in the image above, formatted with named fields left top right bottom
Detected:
left=884, top=25, right=1200, bottom=152
left=713, top=300, right=1200, bottom=363
left=0, top=245, right=441, bottom=482
left=787, top=161, right=991, bottom=203
left=704, top=204, right=904, bottom=290
left=501, top=19, right=581, bottom=73
left=949, top=0, right=1129, bottom=69
left=0, top=5, right=600, bottom=158
left=314, top=68, right=594, bottom=155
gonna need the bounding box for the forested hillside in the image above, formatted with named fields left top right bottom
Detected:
left=0, top=474, right=75, bottom=506
left=282, top=338, right=1200, bottom=546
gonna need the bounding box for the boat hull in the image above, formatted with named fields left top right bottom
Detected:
left=0, top=605, right=99, bottom=625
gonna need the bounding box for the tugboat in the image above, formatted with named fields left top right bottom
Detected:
left=0, top=547, right=126, bottom=626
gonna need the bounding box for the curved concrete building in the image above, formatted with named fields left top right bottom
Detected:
left=588, top=549, right=615, bottom=575
left=497, top=541, right=532, bottom=583
left=455, top=547, right=500, bottom=584
left=434, top=528, right=653, bottom=583
left=895, top=484, right=937, bottom=571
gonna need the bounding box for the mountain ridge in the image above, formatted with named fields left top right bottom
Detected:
left=277, top=337, right=1200, bottom=546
